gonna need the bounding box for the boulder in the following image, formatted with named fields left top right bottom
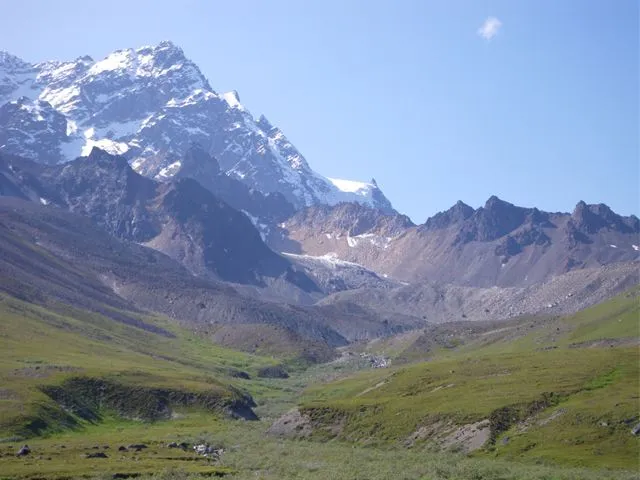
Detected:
left=193, top=443, right=223, bottom=458
left=128, top=443, right=148, bottom=451
left=85, top=452, right=108, bottom=459
left=228, top=369, right=251, bottom=380
left=16, top=445, right=30, bottom=457
left=127, top=443, right=147, bottom=449
left=257, top=365, right=289, bottom=379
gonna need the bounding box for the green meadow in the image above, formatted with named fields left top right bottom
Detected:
left=0, top=288, right=638, bottom=479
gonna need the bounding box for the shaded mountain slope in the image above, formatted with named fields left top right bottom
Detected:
left=0, top=197, right=340, bottom=355
left=0, top=197, right=419, bottom=357
left=0, top=148, right=319, bottom=293
left=173, top=144, right=296, bottom=227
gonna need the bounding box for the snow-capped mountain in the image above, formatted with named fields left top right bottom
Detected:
left=0, top=43, right=394, bottom=212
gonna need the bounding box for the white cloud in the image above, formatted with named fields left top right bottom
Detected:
left=477, top=16, right=502, bottom=41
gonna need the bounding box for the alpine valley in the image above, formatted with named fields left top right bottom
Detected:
left=0, top=42, right=638, bottom=480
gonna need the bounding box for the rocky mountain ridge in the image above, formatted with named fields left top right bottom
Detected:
left=274, top=196, right=639, bottom=287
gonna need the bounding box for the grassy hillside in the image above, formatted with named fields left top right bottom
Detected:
left=299, top=288, right=640, bottom=469
left=0, top=288, right=638, bottom=478
left=0, top=198, right=349, bottom=363
left=0, top=293, right=281, bottom=441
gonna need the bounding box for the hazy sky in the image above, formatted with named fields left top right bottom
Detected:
left=2, top=0, right=638, bottom=222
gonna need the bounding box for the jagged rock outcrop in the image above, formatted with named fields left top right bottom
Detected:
left=275, top=196, right=639, bottom=287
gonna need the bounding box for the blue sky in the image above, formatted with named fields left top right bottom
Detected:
left=2, top=0, right=638, bottom=222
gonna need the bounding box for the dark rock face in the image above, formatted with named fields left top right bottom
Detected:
left=0, top=148, right=318, bottom=291
left=153, top=177, right=306, bottom=286
left=564, top=201, right=640, bottom=248
left=571, top=201, right=637, bottom=235
left=493, top=215, right=552, bottom=260
left=174, top=145, right=295, bottom=225
left=0, top=98, right=69, bottom=165
left=422, top=200, right=474, bottom=231
left=46, top=148, right=159, bottom=241
left=454, top=196, right=532, bottom=244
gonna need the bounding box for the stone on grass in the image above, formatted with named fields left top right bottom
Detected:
left=86, top=452, right=108, bottom=459
left=127, top=443, right=147, bottom=449
left=16, top=445, right=30, bottom=457
left=257, top=365, right=289, bottom=379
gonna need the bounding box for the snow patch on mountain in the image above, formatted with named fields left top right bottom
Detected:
left=329, top=178, right=373, bottom=195
left=284, top=252, right=365, bottom=268
left=282, top=252, right=401, bottom=292
left=222, top=91, right=243, bottom=110
left=157, top=161, right=182, bottom=179
left=345, top=232, right=395, bottom=250
left=82, top=138, right=130, bottom=156
left=15, top=99, right=46, bottom=121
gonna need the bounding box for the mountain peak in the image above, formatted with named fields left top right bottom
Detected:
left=570, top=200, right=636, bottom=234
left=222, top=90, right=243, bottom=109
left=423, top=200, right=474, bottom=230
left=0, top=51, right=31, bottom=70
left=75, top=54, right=94, bottom=64
left=83, top=41, right=205, bottom=89
left=573, top=200, right=588, bottom=212
left=0, top=43, right=396, bottom=213
left=157, top=40, right=181, bottom=50
left=135, top=40, right=185, bottom=56
left=87, top=146, right=129, bottom=168
left=484, top=195, right=513, bottom=210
